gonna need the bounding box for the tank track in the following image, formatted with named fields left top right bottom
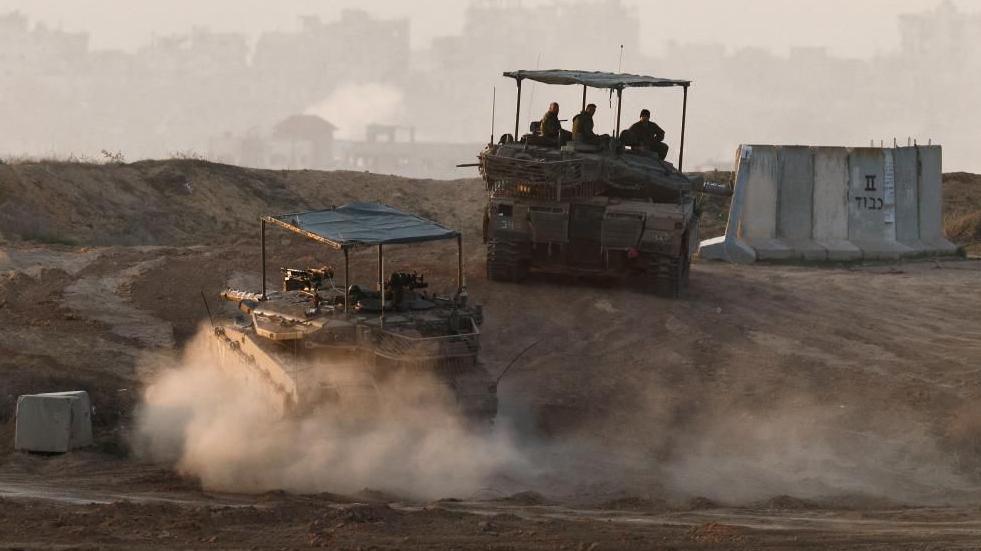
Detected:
left=486, top=239, right=528, bottom=282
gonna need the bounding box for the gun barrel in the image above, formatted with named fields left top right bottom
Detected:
left=698, top=181, right=733, bottom=196
left=221, top=288, right=263, bottom=303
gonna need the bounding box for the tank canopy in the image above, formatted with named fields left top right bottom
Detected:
left=503, top=69, right=690, bottom=89
left=264, top=202, right=459, bottom=250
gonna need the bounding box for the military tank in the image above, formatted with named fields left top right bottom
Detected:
left=214, top=202, right=497, bottom=424
left=477, top=70, right=729, bottom=297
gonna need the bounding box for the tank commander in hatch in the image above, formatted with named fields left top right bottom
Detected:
left=572, top=103, right=609, bottom=147
left=625, top=108, right=669, bottom=159
left=539, top=102, right=571, bottom=144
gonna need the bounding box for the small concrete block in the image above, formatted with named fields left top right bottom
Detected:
left=14, top=391, right=92, bottom=452
left=15, top=395, right=74, bottom=453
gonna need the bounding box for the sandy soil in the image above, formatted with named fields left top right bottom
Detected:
left=1, top=160, right=981, bottom=549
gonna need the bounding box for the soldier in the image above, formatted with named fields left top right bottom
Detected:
left=539, top=102, right=570, bottom=145
left=572, top=103, right=609, bottom=146
left=626, top=108, right=669, bottom=160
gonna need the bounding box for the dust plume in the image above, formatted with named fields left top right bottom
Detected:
left=662, top=404, right=970, bottom=503
left=612, top=374, right=981, bottom=505
left=134, top=327, right=979, bottom=505
left=133, top=326, right=525, bottom=500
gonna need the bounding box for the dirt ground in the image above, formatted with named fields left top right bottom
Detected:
left=2, top=160, right=981, bottom=549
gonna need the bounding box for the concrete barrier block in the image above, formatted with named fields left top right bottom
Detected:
left=698, top=145, right=756, bottom=264
left=847, top=148, right=891, bottom=242
left=848, top=148, right=911, bottom=259
left=739, top=145, right=779, bottom=242
left=705, top=144, right=955, bottom=264
left=776, top=146, right=824, bottom=260
left=811, top=147, right=860, bottom=261
left=893, top=146, right=923, bottom=251
left=14, top=391, right=92, bottom=453
left=740, top=146, right=796, bottom=259
left=917, top=146, right=958, bottom=254
left=15, top=396, right=74, bottom=452
left=776, top=146, right=815, bottom=241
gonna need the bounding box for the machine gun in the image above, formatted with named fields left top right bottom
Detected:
left=386, top=271, right=427, bottom=291
left=282, top=266, right=335, bottom=293
left=386, top=272, right=427, bottom=311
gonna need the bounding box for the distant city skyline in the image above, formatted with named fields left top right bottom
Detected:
left=0, top=0, right=978, bottom=172
left=0, top=0, right=975, bottom=58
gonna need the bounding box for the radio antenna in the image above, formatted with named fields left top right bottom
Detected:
left=489, top=86, right=496, bottom=145
left=611, top=44, right=624, bottom=127
left=528, top=52, right=542, bottom=110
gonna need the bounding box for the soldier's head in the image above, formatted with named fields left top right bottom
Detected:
left=640, top=109, right=651, bottom=121
left=548, top=102, right=559, bottom=114
left=586, top=103, right=597, bottom=115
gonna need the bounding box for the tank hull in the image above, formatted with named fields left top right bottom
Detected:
left=479, top=142, right=699, bottom=297
left=213, top=285, right=497, bottom=425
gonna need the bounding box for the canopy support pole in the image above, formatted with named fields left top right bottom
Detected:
left=377, top=244, right=384, bottom=325
left=260, top=219, right=267, bottom=300
left=343, top=248, right=350, bottom=313
left=615, top=87, right=623, bottom=138
left=679, top=84, right=689, bottom=171
left=513, top=78, right=522, bottom=140
left=457, top=234, right=464, bottom=292
left=581, top=85, right=587, bottom=111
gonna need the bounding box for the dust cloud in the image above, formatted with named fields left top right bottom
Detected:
left=133, top=327, right=526, bottom=500
left=660, top=402, right=973, bottom=504
left=135, top=325, right=978, bottom=505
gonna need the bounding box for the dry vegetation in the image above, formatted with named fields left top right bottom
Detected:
left=943, top=172, right=981, bottom=254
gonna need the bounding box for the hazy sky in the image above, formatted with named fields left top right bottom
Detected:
left=1, top=0, right=974, bottom=57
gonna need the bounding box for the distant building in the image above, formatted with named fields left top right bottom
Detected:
left=899, top=0, right=981, bottom=62
left=269, top=114, right=337, bottom=169
left=334, top=124, right=479, bottom=179
left=208, top=114, right=336, bottom=170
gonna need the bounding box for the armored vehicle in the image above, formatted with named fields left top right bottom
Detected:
left=215, top=202, right=496, bottom=424
left=478, top=70, right=728, bottom=297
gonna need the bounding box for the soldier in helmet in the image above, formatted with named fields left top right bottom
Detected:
left=626, top=108, right=669, bottom=160
left=539, top=102, right=571, bottom=145
left=572, top=103, right=609, bottom=146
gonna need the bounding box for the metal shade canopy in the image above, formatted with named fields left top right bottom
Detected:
left=504, top=68, right=692, bottom=170
left=258, top=202, right=465, bottom=314
left=263, top=202, right=459, bottom=250
left=503, top=69, right=690, bottom=89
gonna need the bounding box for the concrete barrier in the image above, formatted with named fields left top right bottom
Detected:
left=698, top=144, right=957, bottom=263
left=697, top=146, right=757, bottom=263
left=14, top=391, right=93, bottom=453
